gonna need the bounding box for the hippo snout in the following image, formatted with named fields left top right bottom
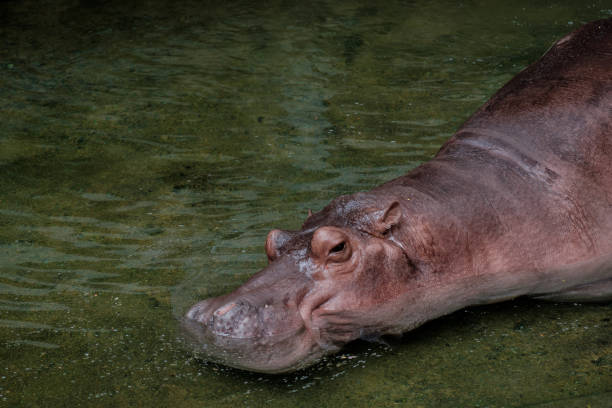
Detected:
left=181, top=257, right=330, bottom=372
left=209, top=300, right=263, bottom=338
left=185, top=295, right=304, bottom=340
left=185, top=298, right=263, bottom=338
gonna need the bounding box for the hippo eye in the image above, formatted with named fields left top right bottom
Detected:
left=311, top=227, right=351, bottom=262
left=329, top=242, right=345, bottom=253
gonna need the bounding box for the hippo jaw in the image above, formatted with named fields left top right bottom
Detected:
left=182, top=196, right=416, bottom=373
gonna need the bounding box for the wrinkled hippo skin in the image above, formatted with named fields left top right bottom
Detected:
left=182, top=19, right=612, bottom=373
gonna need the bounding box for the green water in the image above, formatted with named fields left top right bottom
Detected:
left=1, top=0, right=611, bottom=406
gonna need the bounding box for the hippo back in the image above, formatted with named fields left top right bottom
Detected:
left=443, top=18, right=612, bottom=195
left=378, top=18, right=612, bottom=289
left=429, top=19, right=612, bottom=256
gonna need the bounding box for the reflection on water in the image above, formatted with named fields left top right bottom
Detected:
left=1, top=0, right=610, bottom=406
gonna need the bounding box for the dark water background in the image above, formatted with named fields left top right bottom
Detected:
left=1, top=0, right=611, bottom=406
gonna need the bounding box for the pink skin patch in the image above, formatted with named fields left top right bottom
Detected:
left=214, top=302, right=237, bottom=317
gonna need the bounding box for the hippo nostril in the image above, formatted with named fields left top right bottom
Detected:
left=185, top=307, right=200, bottom=321
left=185, top=299, right=215, bottom=323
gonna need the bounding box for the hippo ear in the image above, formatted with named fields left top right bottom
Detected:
left=265, top=229, right=292, bottom=262
left=371, top=201, right=402, bottom=237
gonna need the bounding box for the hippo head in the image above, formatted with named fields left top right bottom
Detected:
left=182, top=192, right=420, bottom=373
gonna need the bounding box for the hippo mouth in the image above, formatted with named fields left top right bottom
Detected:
left=181, top=296, right=331, bottom=373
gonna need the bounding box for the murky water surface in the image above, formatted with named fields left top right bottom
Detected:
left=1, top=1, right=611, bottom=406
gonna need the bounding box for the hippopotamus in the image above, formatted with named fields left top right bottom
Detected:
left=182, top=18, right=612, bottom=373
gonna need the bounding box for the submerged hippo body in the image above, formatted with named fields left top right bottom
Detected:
left=183, top=19, right=612, bottom=373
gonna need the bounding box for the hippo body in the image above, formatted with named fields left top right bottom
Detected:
left=183, top=19, right=612, bottom=373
